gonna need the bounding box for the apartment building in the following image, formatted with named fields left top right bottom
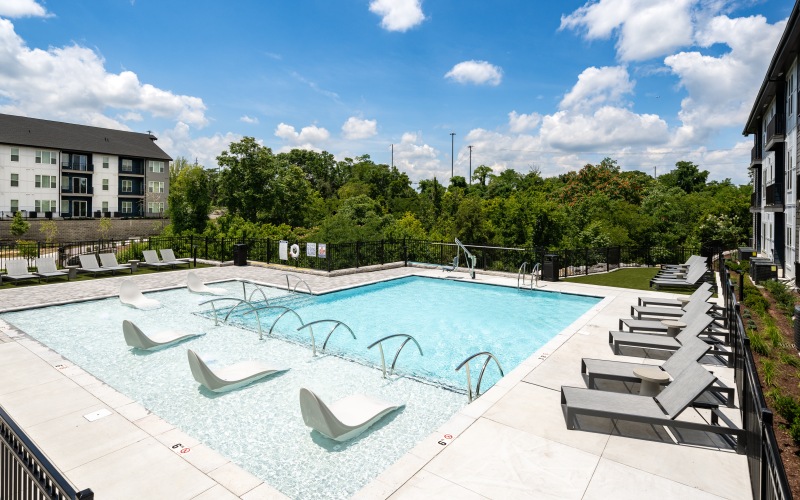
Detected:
left=0, top=113, right=171, bottom=219
left=744, top=1, right=800, bottom=279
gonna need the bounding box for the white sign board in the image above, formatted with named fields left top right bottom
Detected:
left=279, top=240, right=288, bottom=261
left=306, top=242, right=317, bottom=258
left=318, top=243, right=327, bottom=259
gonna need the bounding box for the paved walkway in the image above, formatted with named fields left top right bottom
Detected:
left=0, top=265, right=749, bottom=499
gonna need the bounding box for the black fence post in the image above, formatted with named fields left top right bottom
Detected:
left=356, top=241, right=360, bottom=268
left=403, top=238, right=408, bottom=266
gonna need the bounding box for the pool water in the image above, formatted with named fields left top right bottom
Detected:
left=2, top=276, right=599, bottom=499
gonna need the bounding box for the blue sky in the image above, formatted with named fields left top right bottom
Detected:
left=0, top=0, right=792, bottom=184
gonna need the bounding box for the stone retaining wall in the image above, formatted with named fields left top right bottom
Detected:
left=0, top=218, right=169, bottom=243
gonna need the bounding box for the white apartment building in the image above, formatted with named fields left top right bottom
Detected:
left=0, top=113, right=171, bottom=219
left=744, top=2, right=800, bottom=279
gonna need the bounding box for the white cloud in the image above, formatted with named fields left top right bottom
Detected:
left=665, top=14, right=786, bottom=145
left=445, top=60, right=503, bottom=86
left=508, top=111, right=541, bottom=133
left=541, top=107, right=669, bottom=152
left=561, top=0, right=696, bottom=61
left=392, top=132, right=441, bottom=179
left=0, top=0, right=49, bottom=18
left=158, top=122, right=243, bottom=168
left=369, top=0, right=425, bottom=32
left=274, top=122, right=330, bottom=151
left=559, top=66, right=634, bottom=112
left=0, top=18, right=208, bottom=129
left=341, top=116, right=378, bottom=140
left=116, top=111, right=143, bottom=122
left=240, top=115, right=259, bottom=124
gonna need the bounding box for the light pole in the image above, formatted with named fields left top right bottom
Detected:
left=468, top=145, right=473, bottom=185
left=450, top=132, right=456, bottom=180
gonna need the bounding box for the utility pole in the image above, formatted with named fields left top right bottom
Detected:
left=468, top=145, right=473, bottom=185
left=654, top=166, right=657, bottom=178
left=450, top=132, right=456, bottom=180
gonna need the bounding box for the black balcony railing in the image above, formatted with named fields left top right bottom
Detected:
left=118, top=185, right=145, bottom=196
left=766, top=115, right=786, bottom=148
left=765, top=183, right=784, bottom=207
left=1, top=404, right=93, bottom=500
left=751, top=146, right=763, bottom=165
left=61, top=186, right=94, bottom=195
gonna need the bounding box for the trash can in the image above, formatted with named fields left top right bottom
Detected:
left=233, top=244, right=248, bottom=266
left=542, top=254, right=560, bottom=282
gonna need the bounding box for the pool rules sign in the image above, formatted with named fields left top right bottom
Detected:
left=306, top=242, right=317, bottom=258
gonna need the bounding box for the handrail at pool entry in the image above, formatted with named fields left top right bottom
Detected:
left=199, top=297, right=265, bottom=339
left=297, top=320, right=357, bottom=351
left=243, top=304, right=307, bottom=341
left=280, top=273, right=313, bottom=294
left=454, top=238, right=476, bottom=279
left=456, top=352, right=504, bottom=402
left=367, top=334, right=424, bottom=379
left=531, top=262, right=540, bottom=288
left=239, top=279, right=270, bottom=304
left=517, top=262, right=528, bottom=289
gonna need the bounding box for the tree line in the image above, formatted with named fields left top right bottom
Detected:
left=166, top=137, right=751, bottom=250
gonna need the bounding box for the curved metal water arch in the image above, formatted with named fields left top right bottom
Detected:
left=455, top=352, right=504, bottom=402
left=240, top=304, right=307, bottom=341
left=279, top=273, right=313, bottom=294
left=296, top=320, right=356, bottom=356
left=198, top=297, right=264, bottom=339
left=238, top=279, right=270, bottom=304
left=367, top=334, right=424, bottom=379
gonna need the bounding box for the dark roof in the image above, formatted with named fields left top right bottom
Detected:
left=743, top=2, right=800, bottom=134
left=0, top=113, right=172, bottom=160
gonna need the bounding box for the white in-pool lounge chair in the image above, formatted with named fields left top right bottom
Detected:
left=299, top=387, right=403, bottom=442
left=99, top=253, right=132, bottom=274
left=141, top=250, right=172, bottom=270
left=561, top=363, right=743, bottom=452
left=187, top=349, right=287, bottom=393
left=119, top=280, right=161, bottom=310
left=34, top=257, right=69, bottom=282
left=187, top=271, right=225, bottom=295
left=78, top=254, right=114, bottom=276
left=122, top=320, right=203, bottom=351
left=3, top=259, right=38, bottom=284
left=159, top=249, right=191, bottom=268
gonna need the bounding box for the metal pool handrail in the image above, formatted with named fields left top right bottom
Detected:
left=243, top=304, right=306, bottom=340
left=296, top=320, right=356, bottom=356
left=239, top=279, right=270, bottom=304
left=279, top=273, right=312, bottom=294
left=517, top=262, right=528, bottom=289
left=456, top=352, right=504, bottom=402
left=198, top=297, right=264, bottom=339
left=367, top=334, right=423, bottom=379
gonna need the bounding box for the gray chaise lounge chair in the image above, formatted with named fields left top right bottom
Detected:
left=650, top=263, right=709, bottom=290
left=34, top=257, right=68, bottom=282
left=99, top=253, right=132, bottom=274
left=3, top=259, right=38, bottom=284
left=78, top=254, right=114, bottom=276
left=561, top=362, right=743, bottom=453
left=141, top=250, right=173, bottom=270
left=632, top=283, right=715, bottom=318
left=638, top=282, right=713, bottom=308
left=159, top=249, right=191, bottom=268
left=619, top=300, right=715, bottom=333
left=582, top=336, right=733, bottom=406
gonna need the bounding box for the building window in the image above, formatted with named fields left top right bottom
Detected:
left=10, top=173, right=18, bottom=187
left=121, top=201, right=133, bottom=214
left=789, top=149, right=794, bottom=191
left=102, top=201, right=109, bottom=212
left=122, top=159, right=133, bottom=172
left=61, top=200, right=69, bottom=214
left=148, top=160, right=164, bottom=173
left=35, top=150, right=56, bottom=164
left=102, top=179, right=109, bottom=191
left=10, top=148, right=19, bottom=162
left=34, top=200, right=56, bottom=212
left=103, top=156, right=109, bottom=169
left=788, top=226, right=793, bottom=248
left=68, top=154, right=87, bottom=170
left=10, top=200, right=18, bottom=212
left=148, top=181, right=164, bottom=193
left=35, top=175, right=56, bottom=188
left=121, top=180, right=133, bottom=193
left=147, top=202, right=165, bottom=213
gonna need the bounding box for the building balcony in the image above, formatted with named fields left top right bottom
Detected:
left=750, top=192, right=762, bottom=213
left=764, top=182, right=784, bottom=212
left=119, top=168, right=145, bottom=176
left=61, top=163, right=94, bottom=173
left=765, top=115, right=786, bottom=151
left=118, top=186, right=145, bottom=197
left=750, top=146, right=763, bottom=168
left=61, top=186, right=94, bottom=195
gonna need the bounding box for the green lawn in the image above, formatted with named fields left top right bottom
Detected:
left=564, top=267, right=661, bottom=291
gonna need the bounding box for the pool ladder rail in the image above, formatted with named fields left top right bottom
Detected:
left=517, top=262, right=540, bottom=290
left=456, top=352, right=504, bottom=402
left=279, top=273, right=312, bottom=294
left=367, top=334, right=424, bottom=379
left=297, top=320, right=356, bottom=357
left=454, top=238, right=477, bottom=279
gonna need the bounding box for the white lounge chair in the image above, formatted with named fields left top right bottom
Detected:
left=99, top=253, right=132, bottom=274
left=160, top=249, right=191, bottom=268
left=141, top=250, right=172, bottom=270
left=122, top=320, right=202, bottom=351
left=34, top=257, right=69, bottom=282
left=119, top=280, right=161, bottom=310
left=187, top=272, right=225, bottom=295
left=78, top=254, right=114, bottom=276
left=3, top=259, right=38, bottom=284
left=299, top=387, right=403, bottom=442
left=187, top=349, right=287, bottom=393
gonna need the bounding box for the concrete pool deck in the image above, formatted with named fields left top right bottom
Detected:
left=0, top=265, right=749, bottom=499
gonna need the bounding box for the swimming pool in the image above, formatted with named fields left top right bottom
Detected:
left=2, top=276, right=600, bottom=498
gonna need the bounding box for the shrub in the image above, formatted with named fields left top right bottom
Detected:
left=763, top=359, right=777, bottom=387
left=764, top=324, right=784, bottom=348
left=15, top=240, right=38, bottom=259
left=770, top=391, right=800, bottom=423
left=116, top=242, right=147, bottom=262
left=749, top=329, right=770, bottom=356
left=780, top=352, right=800, bottom=369
left=744, top=291, right=769, bottom=315
left=763, top=279, right=797, bottom=317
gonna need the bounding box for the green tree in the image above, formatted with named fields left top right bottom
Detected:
left=98, top=216, right=112, bottom=240
left=38, top=220, right=58, bottom=245
left=472, top=165, right=493, bottom=187
left=216, top=137, right=278, bottom=223
left=659, top=161, right=709, bottom=194
left=168, top=164, right=212, bottom=233
left=10, top=211, right=29, bottom=238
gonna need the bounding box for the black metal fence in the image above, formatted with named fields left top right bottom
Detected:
left=719, top=257, right=791, bottom=499
left=0, top=237, right=703, bottom=276
left=1, top=404, right=93, bottom=499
